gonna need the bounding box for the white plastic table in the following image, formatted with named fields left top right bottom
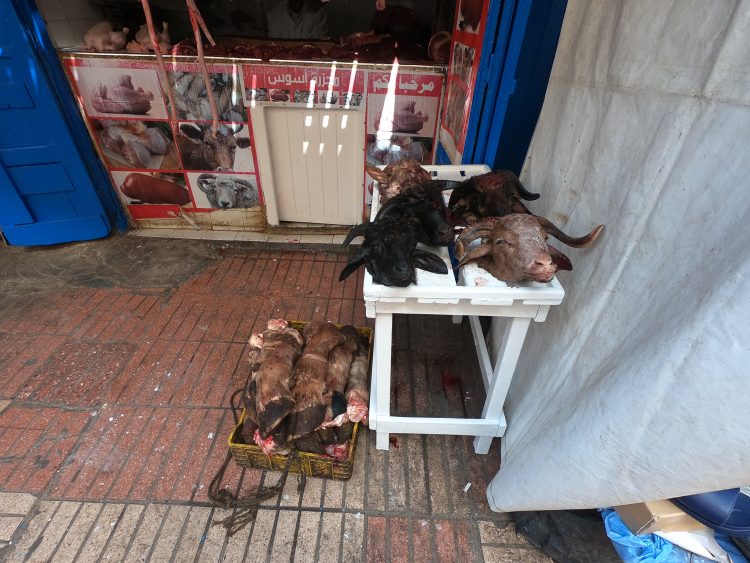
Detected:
left=364, top=165, right=565, bottom=454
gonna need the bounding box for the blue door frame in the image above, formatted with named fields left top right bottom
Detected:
left=461, top=0, right=567, bottom=174
left=0, top=0, right=127, bottom=245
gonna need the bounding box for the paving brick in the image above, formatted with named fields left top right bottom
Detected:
left=406, top=435, right=429, bottom=514
left=2, top=334, right=66, bottom=396
left=344, top=429, right=367, bottom=511
left=447, top=436, right=473, bottom=517
left=341, top=513, right=365, bottom=561
left=21, top=341, right=134, bottom=406
left=455, top=520, right=482, bottom=563
left=0, top=516, right=24, bottom=542
left=389, top=517, right=409, bottom=563
left=0, top=492, right=36, bottom=515
left=148, top=505, right=189, bottom=561
left=387, top=432, right=408, bottom=512
left=293, top=511, right=321, bottom=563
left=434, top=519, right=458, bottom=563
left=318, top=512, right=342, bottom=562
left=300, top=476, right=323, bottom=509
left=128, top=407, right=191, bottom=500
left=482, top=546, right=552, bottom=562
left=128, top=503, right=169, bottom=560
left=198, top=507, right=232, bottom=561
left=172, top=409, right=226, bottom=502
left=478, top=521, right=530, bottom=546
left=322, top=476, right=344, bottom=509
left=270, top=509, right=298, bottom=561
left=245, top=508, right=275, bottom=563
left=426, top=435, right=451, bottom=515
left=100, top=503, right=144, bottom=561
left=217, top=509, right=251, bottom=561
left=412, top=519, right=434, bottom=563
left=366, top=515, right=387, bottom=563
left=151, top=408, right=208, bottom=500
left=26, top=501, right=80, bottom=562
left=51, top=502, right=102, bottom=561
left=75, top=503, right=125, bottom=562
left=5, top=500, right=59, bottom=562
left=364, top=432, right=387, bottom=512
left=176, top=506, right=213, bottom=561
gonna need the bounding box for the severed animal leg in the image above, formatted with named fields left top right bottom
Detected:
left=186, top=0, right=220, bottom=136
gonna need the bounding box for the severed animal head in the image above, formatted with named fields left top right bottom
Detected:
left=375, top=182, right=455, bottom=246
left=448, top=170, right=541, bottom=224
left=367, top=158, right=432, bottom=203
left=178, top=122, right=250, bottom=171
left=339, top=216, right=448, bottom=286
left=455, top=214, right=604, bottom=284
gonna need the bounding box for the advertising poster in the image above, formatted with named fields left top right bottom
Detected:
left=364, top=71, right=444, bottom=207
left=242, top=64, right=365, bottom=108
left=441, top=0, right=490, bottom=162
left=64, top=57, right=263, bottom=220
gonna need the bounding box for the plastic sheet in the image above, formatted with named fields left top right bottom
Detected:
left=487, top=0, right=750, bottom=511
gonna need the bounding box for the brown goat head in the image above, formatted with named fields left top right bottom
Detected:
left=367, top=158, right=431, bottom=203
left=455, top=214, right=604, bottom=284
left=448, top=170, right=541, bottom=225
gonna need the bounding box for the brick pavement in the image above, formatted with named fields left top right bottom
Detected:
left=0, top=237, right=550, bottom=562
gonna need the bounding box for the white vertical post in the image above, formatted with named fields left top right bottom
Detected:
left=374, top=312, right=394, bottom=450
left=473, top=317, right=531, bottom=454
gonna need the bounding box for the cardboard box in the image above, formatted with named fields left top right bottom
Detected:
left=615, top=500, right=706, bottom=535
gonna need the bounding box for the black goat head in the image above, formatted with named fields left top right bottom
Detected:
left=339, top=217, right=448, bottom=287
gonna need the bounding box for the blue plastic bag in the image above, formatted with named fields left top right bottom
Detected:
left=601, top=509, right=715, bottom=563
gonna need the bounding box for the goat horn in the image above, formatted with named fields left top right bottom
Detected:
left=536, top=217, right=604, bottom=248
left=455, top=222, right=495, bottom=259
left=513, top=177, right=541, bottom=201
left=342, top=223, right=369, bottom=246
left=458, top=244, right=493, bottom=267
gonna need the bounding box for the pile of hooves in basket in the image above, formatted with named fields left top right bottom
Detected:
left=239, top=320, right=369, bottom=459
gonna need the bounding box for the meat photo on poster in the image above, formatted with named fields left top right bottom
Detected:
left=368, top=94, right=438, bottom=136
left=71, top=67, right=168, bottom=119
left=456, top=0, right=485, bottom=33
left=452, top=43, right=476, bottom=85
left=366, top=134, right=433, bottom=165
left=186, top=172, right=260, bottom=210
left=90, top=119, right=178, bottom=170
left=110, top=171, right=192, bottom=207
left=168, top=71, right=246, bottom=122
left=176, top=122, right=255, bottom=173
left=444, top=82, right=468, bottom=142
left=270, top=89, right=290, bottom=102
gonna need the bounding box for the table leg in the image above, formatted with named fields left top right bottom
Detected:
left=473, top=317, right=531, bottom=454
left=374, top=312, right=393, bottom=450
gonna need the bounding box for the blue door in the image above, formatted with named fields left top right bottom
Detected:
left=459, top=0, right=567, bottom=173
left=0, top=0, right=124, bottom=246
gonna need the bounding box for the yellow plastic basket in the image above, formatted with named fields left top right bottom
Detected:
left=227, top=322, right=371, bottom=480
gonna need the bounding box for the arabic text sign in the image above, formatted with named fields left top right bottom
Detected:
left=368, top=73, right=442, bottom=97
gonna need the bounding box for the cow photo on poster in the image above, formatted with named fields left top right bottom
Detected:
left=168, top=71, right=247, bottom=122
left=71, top=66, right=168, bottom=119
left=366, top=134, right=433, bottom=166
left=91, top=119, right=179, bottom=170
left=176, top=122, right=255, bottom=173
left=186, top=172, right=260, bottom=209
left=110, top=171, right=192, bottom=207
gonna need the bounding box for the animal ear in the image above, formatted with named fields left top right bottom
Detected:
left=366, top=165, right=388, bottom=184
left=511, top=176, right=541, bottom=201
left=342, top=223, right=369, bottom=246
left=236, top=137, right=251, bottom=149
left=413, top=250, right=448, bottom=274
left=547, top=244, right=573, bottom=271
left=447, top=178, right=473, bottom=208
left=339, top=249, right=368, bottom=281
left=179, top=123, right=202, bottom=139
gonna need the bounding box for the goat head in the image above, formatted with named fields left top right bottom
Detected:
left=375, top=182, right=456, bottom=246
left=455, top=214, right=604, bottom=284
left=448, top=170, right=540, bottom=224
left=367, top=158, right=432, bottom=203
left=339, top=217, right=448, bottom=286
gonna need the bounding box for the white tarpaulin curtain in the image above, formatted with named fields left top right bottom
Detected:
left=487, top=0, right=750, bottom=512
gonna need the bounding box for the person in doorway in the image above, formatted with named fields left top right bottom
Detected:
left=266, top=0, right=329, bottom=39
